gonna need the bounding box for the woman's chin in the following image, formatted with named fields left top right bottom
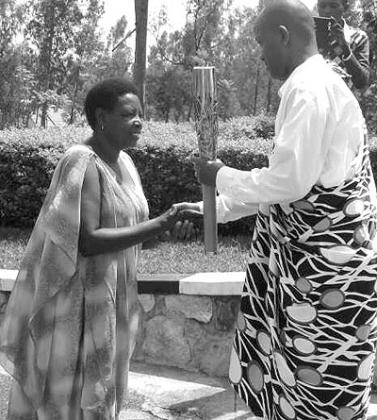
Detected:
left=131, top=134, right=140, bottom=144
left=123, top=134, right=140, bottom=148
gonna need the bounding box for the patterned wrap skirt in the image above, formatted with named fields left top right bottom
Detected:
left=230, top=143, right=377, bottom=420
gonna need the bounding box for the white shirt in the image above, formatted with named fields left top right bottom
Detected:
left=210, top=54, right=366, bottom=223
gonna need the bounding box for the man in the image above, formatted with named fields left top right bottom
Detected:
left=317, top=0, right=370, bottom=89
left=180, top=0, right=377, bottom=418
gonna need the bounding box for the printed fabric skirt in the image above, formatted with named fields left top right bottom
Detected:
left=230, top=145, right=377, bottom=419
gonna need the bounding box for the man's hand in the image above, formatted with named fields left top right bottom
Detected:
left=193, top=158, right=225, bottom=186
left=330, top=19, right=351, bottom=57
left=173, top=202, right=202, bottom=216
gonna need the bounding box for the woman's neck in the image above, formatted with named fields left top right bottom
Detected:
left=88, top=132, right=120, bottom=164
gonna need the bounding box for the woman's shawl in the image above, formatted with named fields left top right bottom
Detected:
left=0, top=144, right=146, bottom=411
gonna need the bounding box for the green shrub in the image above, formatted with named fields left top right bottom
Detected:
left=1, top=119, right=376, bottom=237
left=126, top=143, right=268, bottom=236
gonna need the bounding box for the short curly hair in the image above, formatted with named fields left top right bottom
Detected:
left=342, top=0, right=349, bottom=11
left=317, top=0, right=350, bottom=12
left=84, top=77, right=139, bottom=130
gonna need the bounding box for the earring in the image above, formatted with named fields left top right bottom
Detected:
left=100, top=121, right=104, bottom=131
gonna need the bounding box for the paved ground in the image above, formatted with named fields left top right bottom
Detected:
left=1, top=362, right=377, bottom=419
left=121, top=363, right=251, bottom=420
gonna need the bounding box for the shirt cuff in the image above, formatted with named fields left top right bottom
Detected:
left=216, top=165, right=241, bottom=197
left=342, top=50, right=352, bottom=62
left=194, top=201, right=204, bottom=214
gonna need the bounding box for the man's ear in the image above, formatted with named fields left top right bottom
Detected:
left=278, top=25, right=290, bottom=46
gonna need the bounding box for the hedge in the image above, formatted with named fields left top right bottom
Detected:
left=1, top=115, right=377, bottom=237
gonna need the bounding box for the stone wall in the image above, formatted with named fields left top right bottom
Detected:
left=2, top=275, right=377, bottom=384
left=0, top=287, right=240, bottom=378
left=0, top=291, right=10, bottom=326
left=133, top=294, right=240, bottom=377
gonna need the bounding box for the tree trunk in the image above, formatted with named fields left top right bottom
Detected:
left=134, top=0, right=148, bottom=112
left=253, top=62, right=260, bottom=115
left=41, top=102, right=49, bottom=128
left=266, top=76, right=272, bottom=113
left=69, top=65, right=81, bottom=125
left=40, top=0, right=57, bottom=128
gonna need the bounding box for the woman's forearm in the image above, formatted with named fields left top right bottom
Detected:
left=79, top=216, right=166, bottom=256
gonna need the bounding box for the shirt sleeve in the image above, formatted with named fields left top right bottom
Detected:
left=346, top=32, right=370, bottom=89
left=217, top=88, right=329, bottom=205
left=197, top=194, right=259, bottom=224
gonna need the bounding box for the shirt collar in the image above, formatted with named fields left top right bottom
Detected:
left=278, top=54, right=324, bottom=97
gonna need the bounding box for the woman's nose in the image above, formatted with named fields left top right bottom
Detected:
left=132, top=119, right=142, bottom=130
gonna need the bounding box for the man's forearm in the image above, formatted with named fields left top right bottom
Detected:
left=343, top=50, right=370, bottom=89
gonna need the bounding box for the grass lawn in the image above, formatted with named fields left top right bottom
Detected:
left=0, top=228, right=251, bottom=273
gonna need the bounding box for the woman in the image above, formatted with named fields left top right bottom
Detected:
left=0, top=78, right=190, bottom=419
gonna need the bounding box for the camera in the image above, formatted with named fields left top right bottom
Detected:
left=313, top=16, right=335, bottom=57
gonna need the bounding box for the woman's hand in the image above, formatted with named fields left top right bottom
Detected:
left=172, top=202, right=203, bottom=240
left=172, top=219, right=197, bottom=241
left=157, top=202, right=203, bottom=242
left=155, top=206, right=181, bottom=231
left=154, top=205, right=197, bottom=241
left=159, top=220, right=198, bottom=242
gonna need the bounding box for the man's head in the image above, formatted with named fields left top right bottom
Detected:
left=255, top=0, right=317, bottom=80
left=317, top=0, right=348, bottom=21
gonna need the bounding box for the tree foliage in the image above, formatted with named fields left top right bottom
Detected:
left=134, top=0, right=149, bottom=111
left=0, top=0, right=34, bottom=128
left=146, top=0, right=280, bottom=122
left=358, top=1, right=377, bottom=133
left=0, top=0, right=140, bottom=128
left=0, top=0, right=377, bottom=131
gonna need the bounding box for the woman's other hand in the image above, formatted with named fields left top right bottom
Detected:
left=159, top=220, right=199, bottom=242
left=172, top=203, right=202, bottom=241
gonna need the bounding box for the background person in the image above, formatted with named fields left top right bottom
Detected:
left=180, top=0, right=377, bottom=418
left=0, top=77, right=192, bottom=420
left=317, top=0, right=370, bottom=89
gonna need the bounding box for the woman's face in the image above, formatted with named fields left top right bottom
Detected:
left=103, top=93, right=143, bottom=150
left=317, top=0, right=345, bottom=21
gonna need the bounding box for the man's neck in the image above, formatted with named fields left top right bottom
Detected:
left=285, top=46, right=318, bottom=79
